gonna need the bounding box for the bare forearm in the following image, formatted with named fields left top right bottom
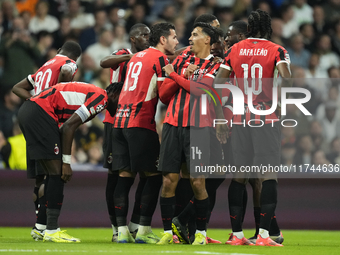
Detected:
left=100, top=54, right=132, bottom=69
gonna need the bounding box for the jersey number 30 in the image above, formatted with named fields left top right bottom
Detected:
left=124, top=62, right=142, bottom=91
left=35, top=69, right=52, bottom=93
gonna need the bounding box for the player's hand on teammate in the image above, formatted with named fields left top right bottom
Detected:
left=216, top=123, right=229, bottom=144
left=184, top=64, right=198, bottom=78
left=162, top=64, right=175, bottom=76
left=212, top=57, right=223, bottom=64
left=62, top=163, right=73, bottom=183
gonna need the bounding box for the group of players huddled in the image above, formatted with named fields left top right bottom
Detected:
left=13, top=9, right=291, bottom=246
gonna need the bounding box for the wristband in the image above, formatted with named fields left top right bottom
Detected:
left=62, top=154, right=71, bottom=164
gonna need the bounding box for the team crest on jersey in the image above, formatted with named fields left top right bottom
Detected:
left=96, top=104, right=104, bottom=113
left=90, top=107, right=96, bottom=115
left=107, top=154, right=113, bottom=164
left=285, top=53, right=290, bottom=62
left=54, top=144, right=59, bottom=155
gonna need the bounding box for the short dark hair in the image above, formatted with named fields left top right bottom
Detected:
left=129, top=23, right=148, bottom=37
left=194, top=13, right=218, bottom=25
left=61, top=41, right=82, bottom=59
left=149, top=22, right=175, bottom=47
left=193, top=22, right=220, bottom=45
left=229, top=20, right=248, bottom=35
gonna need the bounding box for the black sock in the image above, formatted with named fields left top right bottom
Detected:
left=160, top=196, right=176, bottom=231
left=114, top=176, right=134, bottom=227
left=139, top=175, right=162, bottom=226
left=45, top=175, right=64, bottom=210
left=188, top=216, right=196, bottom=238
left=259, top=180, right=277, bottom=231
left=254, top=207, right=261, bottom=236
left=45, top=175, right=64, bottom=230
left=131, top=176, right=147, bottom=224
left=106, top=172, right=118, bottom=226
left=177, top=197, right=195, bottom=224
left=206, top=178, right=225, bottom=224
left=269, top=215, right=280, bottom=236
left=33, top=186, right=39, bottom=216
left=241, top=188, right=248, bottom=223
left=36, top=177, right=48, bottom=226
left=174, top=178, right=193, bottom=217
left=46, top=208, right=60, bottom=230
left=194, top=197, right=209, bottom=231
left=228, top=180, right=245, bottom=232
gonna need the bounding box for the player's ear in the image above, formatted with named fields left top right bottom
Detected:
left=160, top=36, right=166, bottom=45
left=130, top=36, right=135, bottom=44
left=206, top=35, right=211, bottom=45
left=57, top=48, right=61, bottom=54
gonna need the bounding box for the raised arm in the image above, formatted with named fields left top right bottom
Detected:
left=100, top=54, right=133, bottom=69
left=158, top=77, right=180, bottom=105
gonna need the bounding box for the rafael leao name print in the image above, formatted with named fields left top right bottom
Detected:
left=239, top=48, right=268, bottom=56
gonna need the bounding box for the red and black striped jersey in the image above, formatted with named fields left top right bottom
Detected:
left=113, top=47, right=169, bottom=131
left=220, top=38, right=290, bottom=124
left=104, top=48, right=132, bottom=124
left=30, top=82, right=108, bottom=124
left=161, top=53, right=221, bottom=127
left=27, top=54, right=78, bottom=94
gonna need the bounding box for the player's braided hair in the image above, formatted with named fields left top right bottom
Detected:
left=106, top=81, right=124, bottom=96
left=247, top=9, right=272, bottom=39
left=193, top=22, right=221, bottom=45
left=149, top=22, right=176, bottom=47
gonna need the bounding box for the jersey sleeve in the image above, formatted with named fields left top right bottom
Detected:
left=75, top=92, right=108, bottom=122
left=220, top=48, right=233, bottom=71
left=205, top=62, right=220, bottom=79
left=275, top=46, right=290, bottom=66
left=155, top=55, right=169, bottom=83
left=110, top=49, right=131, bottom=71
left=62, top=60, right=78, bottom=77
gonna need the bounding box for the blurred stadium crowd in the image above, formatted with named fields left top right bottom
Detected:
left=1, top=0, right=340, bottom=170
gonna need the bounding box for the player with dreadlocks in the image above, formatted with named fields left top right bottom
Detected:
left=214, top=9, right=291, bottom=246
left=223, top=19, right=284, bottom=245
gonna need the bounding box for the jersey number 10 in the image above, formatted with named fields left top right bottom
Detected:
left=124, top=61, right=143, bottom=91
left=241, top=63, right=263, bottom=95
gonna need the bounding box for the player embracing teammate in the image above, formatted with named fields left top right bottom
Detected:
left=215, top=9, right=291, bottom=246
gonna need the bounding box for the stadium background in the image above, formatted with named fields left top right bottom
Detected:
left=0, top=0, right=340, bottom=230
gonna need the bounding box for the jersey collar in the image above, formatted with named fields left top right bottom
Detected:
left=247, top=37, right=268, bottom=41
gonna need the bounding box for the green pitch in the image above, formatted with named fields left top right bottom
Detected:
left=0, top=228, right=339, bottom=255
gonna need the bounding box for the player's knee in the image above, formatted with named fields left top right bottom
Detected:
left=190, top=177, right=205, bottom=192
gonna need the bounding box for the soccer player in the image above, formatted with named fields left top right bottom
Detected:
left=169, top=13, right=223, bottom=244
left=214, top=9, right=291, bottom=246
left=111, top=22, right=178, bottom=244
left=12, top=41, right=81, bottom=240
left=157, top=22, right=222, bottom=245
left=17, top=81, right=121, bottom=242
left=224, top=20, right=284, bottom=245
left=100, top=23, right=150, bottom=242
left=171, top=31, right=226, bottom=245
